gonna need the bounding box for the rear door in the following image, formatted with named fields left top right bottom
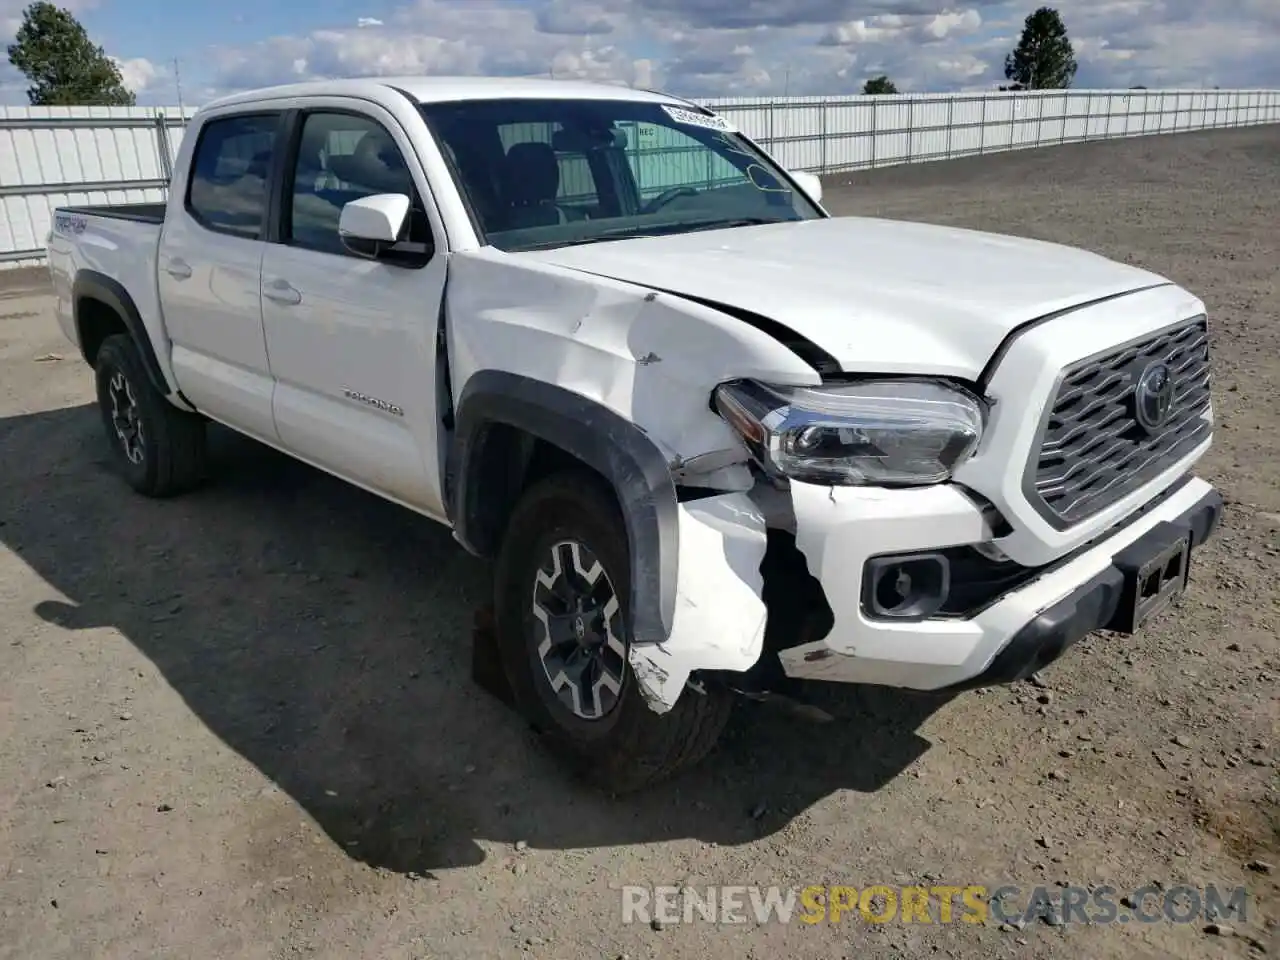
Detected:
left=258, top=100, right=450, bottom=517
left=158, top=110, right=284, bottom=442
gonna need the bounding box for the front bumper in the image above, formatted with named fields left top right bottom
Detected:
left=941, top=484, right=1222, bottom=690
left=778, top=475, right=1223, bottom=691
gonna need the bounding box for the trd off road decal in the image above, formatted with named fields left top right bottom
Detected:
left=54, top=213, right=88, bottom=235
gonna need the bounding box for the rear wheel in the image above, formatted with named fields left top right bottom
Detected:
left=93, top=334, right=206, bottom=497
left=493, top=469, right=733, bottom=793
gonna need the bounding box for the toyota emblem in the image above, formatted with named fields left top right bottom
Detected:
left=1133, top=361, right=1175, bottom=434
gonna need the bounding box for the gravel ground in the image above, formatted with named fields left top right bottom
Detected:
left=1, top=125, right=1276, bottom=960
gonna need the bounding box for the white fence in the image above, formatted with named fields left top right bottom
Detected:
left=2, top=88, right=1279, bottom=267
left=705, top=88, right=1280, bottom=178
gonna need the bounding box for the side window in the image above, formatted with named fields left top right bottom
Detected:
left=287, top=111, right=424, bottom=256
left=185, top=113, right=279, bottom=238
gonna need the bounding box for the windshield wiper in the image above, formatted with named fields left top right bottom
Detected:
left=518, top=235, right=633, bottom=250
left=598, top=216, right=786, bottom=239
left=515, top=216, right=790, bottom=251
left=678, top=216, right=787, bottom=232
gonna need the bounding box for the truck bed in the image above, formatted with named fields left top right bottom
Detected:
left=56, top=202, right=167, bottom=224
left=48, top=203, right=168, bottom=367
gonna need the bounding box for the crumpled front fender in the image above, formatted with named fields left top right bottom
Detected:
left=627, top=492, right=769, bottom=714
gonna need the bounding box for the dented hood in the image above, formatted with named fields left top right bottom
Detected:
left=516, top=216, right=1169, bottom=379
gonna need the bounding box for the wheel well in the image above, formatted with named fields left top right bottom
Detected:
left=464, top=423, right=617, bottom=557
left=76, top=296, right=127, bottom=367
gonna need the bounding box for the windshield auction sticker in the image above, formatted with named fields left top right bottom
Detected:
left=661, top=104, right=737, bottom=132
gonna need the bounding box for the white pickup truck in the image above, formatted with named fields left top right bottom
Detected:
left=47, top=76, right=1223, bottom=792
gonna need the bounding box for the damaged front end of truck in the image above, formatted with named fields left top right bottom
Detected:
left=625, top=374, right=989, bottom=716
left=445, top=249, right=994, bottom=718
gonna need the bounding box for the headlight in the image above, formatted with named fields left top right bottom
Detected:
left=713, top=378, right=985, bottom=486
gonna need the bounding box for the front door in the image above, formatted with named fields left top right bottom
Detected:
left=258, top=104, right=448, bottom=518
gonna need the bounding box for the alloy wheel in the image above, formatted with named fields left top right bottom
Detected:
left=530, top=539, right=627, bottom=721
left=108, top=370, right=145, bottom=465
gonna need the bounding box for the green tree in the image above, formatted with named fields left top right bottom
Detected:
left=863, top=75, right=899, bottom=95
left=1003, top=6, right=1078, bottom=90
left=6, top=1, right=136, bottom=106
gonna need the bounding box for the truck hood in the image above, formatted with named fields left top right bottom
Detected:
left=516, top=216, right=1170, bottom=380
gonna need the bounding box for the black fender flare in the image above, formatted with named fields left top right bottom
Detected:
left=449, top=370, right=679, bottom=646
left=72, top=270, right=171, bottom=396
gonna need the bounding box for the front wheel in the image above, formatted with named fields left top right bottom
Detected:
left=493, top=470, right=733, bottom=793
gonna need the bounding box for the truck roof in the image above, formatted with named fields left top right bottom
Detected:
left=202, top=75, right=690, bottom=112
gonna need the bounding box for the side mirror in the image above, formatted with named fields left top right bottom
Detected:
left=338, top=193, right=432, bottom=266
left=789, top=170, right=823, bottom=205
left=339, top=193, right=410, bottom=246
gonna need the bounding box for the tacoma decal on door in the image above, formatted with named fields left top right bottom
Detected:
left=342, top=389, right=405, bottom=417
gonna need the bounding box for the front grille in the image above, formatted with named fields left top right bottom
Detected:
left=1029, top=316, right=1211, bottom=526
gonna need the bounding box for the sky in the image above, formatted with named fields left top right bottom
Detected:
left=2, top=0, right=1278, bottom=107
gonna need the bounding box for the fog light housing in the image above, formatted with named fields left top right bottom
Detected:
left=863, top=552, right=951, bottom=620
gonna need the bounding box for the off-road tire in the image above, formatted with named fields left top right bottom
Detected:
left=93, top=333, right=206, bottom=497
left=493, top=469, right=733, bottom=793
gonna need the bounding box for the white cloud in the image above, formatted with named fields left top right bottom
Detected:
left=823, top=16, right=906, bottom=45
left=112, top=55, right=160, bottom=94
left=356, top=17, right=384, bottom=27
left=536, top=0, right=617, bottom=36
left=821, top=8, right=983, bottom=47
left=201, top=0, right=656, bottom=98
left=922, top=8, right=982, bottom=40
left=934, top=53, right=990, bottom=80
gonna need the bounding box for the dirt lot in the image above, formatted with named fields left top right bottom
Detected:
left=1, top=125, right=1276, bottom=960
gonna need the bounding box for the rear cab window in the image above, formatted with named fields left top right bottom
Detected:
left=185, top=113, right=280, bottom=238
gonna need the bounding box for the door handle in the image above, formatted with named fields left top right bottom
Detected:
left=263, top=279, right=302, bottom=306
left=165, top=258, right=192, bottom=280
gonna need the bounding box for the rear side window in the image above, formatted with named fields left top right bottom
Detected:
left=185, top=114, right=279, bottom=238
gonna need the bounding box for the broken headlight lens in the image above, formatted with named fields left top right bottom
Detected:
left=713, top=378, right=985, bottom=486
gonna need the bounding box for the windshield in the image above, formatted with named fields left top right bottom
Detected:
left=419, top=97, right=824, bottom=252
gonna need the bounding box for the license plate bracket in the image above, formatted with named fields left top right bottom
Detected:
left=1108, top=523, right=1192, bottom=634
